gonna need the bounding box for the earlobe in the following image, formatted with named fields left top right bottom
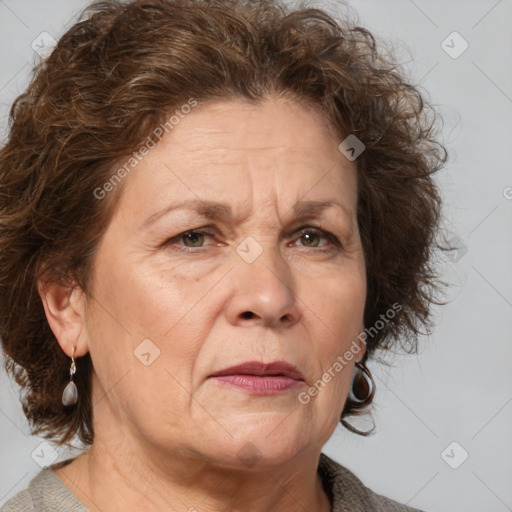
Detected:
left=37, top=279, right=89, bottom=358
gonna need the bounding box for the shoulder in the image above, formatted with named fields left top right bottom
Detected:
left=366, top=488, right=425, bottom=512
left=0, top=461, right=88, bottom=512
left=318, top=452, right=426, bottom=512
left=0, top=488, right=35, bottom=512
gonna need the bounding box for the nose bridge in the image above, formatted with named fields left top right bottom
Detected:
left=227, top=232, right=300, bottom=327
left=245, top=233, right=288, bottom=286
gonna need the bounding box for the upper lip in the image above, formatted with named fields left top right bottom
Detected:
left=209, top=361, right=304, bottom=380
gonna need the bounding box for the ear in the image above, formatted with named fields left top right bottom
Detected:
left=355, top=323, right=367, bottom=363
left=37, top=278, right=89, bottom=358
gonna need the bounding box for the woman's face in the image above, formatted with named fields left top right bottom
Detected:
left=81, top=96, right=367, bottom=467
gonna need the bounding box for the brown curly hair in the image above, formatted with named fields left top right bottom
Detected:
left=0, top=0, right=448, bottom=446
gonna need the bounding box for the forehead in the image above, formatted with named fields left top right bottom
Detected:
left=163, top=96, right=342, bottom=161
left=111, top=96, right=358, bottom=224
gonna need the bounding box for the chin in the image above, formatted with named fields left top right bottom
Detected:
left=192, top=421, right=317, bottom=470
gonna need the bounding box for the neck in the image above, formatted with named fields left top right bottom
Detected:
left=53, top=435, right=332, bottom=512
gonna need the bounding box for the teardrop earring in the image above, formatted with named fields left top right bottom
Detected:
left=62, top=347, right=78, bottom=407
left=348, top=361, right=375, bottom=404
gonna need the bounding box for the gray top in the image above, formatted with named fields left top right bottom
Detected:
left=1, top=452, right=424, bottom=511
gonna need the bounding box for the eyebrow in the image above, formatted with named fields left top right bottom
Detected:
left=141, top=198, right=351, bottom=230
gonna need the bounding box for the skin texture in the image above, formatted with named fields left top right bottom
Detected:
left=38, top=95, right=367, bottom=512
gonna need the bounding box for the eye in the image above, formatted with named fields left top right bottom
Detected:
left=294, top=227, right=341, bottom=252
left=164, top=229, right=215, bottom=252
left=179, top=231, right=209, bottom=247
left=297, top=229, right=323, bottom=248
left=163, top=226, right=341, bottom=253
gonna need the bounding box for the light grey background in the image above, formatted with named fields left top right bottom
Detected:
left=1, top=1, right=511, bottom=511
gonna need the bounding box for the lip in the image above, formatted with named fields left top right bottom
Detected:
left=210, top=361, right=304, bottom=380
left=209, top=361, right=304, bottom=394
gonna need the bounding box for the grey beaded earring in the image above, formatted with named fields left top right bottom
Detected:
left=62, top=347, right=78, bottom=406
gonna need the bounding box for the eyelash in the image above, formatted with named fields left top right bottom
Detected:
left=163, top=226, right=342, bottom=254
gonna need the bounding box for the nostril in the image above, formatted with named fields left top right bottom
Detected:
left=241, top=311, right=254, bottom=319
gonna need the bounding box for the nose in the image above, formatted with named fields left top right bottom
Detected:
left=224, top=242, right=301, bottom=328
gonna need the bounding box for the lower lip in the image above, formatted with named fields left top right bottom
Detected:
left=211, top=375, right=303, bottom=394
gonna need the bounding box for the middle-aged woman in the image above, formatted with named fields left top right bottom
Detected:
left=0, top=0, right=448, bottom=511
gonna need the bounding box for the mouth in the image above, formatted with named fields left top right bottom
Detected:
left=208, top=361, right=304, bottom=394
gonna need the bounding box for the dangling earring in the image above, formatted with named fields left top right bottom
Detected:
left=62, top=347, right=78, bottom=407
left=348, top=360, right=375, bottom=404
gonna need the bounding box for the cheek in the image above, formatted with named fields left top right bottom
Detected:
left=121, top=271, right=213, bottom=381
left=304, top=272, right=366, bottom=386
left=96, top=251, right=186, bottom=340
left=91, top=241, right=222, bottom=385
left=309, top=270, right=366, bottom=331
